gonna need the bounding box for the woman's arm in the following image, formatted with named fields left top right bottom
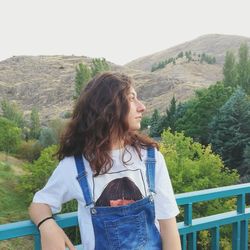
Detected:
left=158, top=217, right=181, bottom=250
left=29, top=203, right=75, bottom=250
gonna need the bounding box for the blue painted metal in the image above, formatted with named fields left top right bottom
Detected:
left=1, top=183, right=250, bottom=249
left=211, top=226, right=219, bottom=250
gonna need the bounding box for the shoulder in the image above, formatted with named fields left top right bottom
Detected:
left=53, top=156, right=78, bottom=178
left=139, top=147, right=164, bottom=163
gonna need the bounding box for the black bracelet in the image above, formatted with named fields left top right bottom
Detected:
left=37, top=216, right=54, bottom=229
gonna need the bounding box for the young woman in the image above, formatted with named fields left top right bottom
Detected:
left=29, top=72, right=181, bottom=250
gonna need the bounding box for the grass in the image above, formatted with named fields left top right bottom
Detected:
left=0, top=153, right=33, bottom=249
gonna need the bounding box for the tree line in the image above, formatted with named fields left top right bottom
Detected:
left=151, top=50, right=216, bottom=72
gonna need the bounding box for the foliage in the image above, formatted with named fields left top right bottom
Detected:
left=223, top=43, right=250, bottom=94
left=0, top=117, right=21, bottom=155
left=39, top=118, right=66, bottom=148
left=161, top=96, right=178, bottom=133
left=160, top=130, right=238, bottom=195
left=160, top=130, right=239, bottom=248
left=17, top=140, right=42, bottom=162
left=200, top=53, right=216, bottom=64
left=74, top=58, right=110, bottom=99
left=20, top=145, right=59, bottom=203
left=74, top=63, right=92, bottom=99
left=140, top=116, right=151, bottom=130
left=236, top=43, right=250, bottom=94
left=20, top=145, right=80, bottom=244
left=149, top=109, right=162, bottom=137
left=39, top=127, right=58, bottom=148
left=91, top=58, right=110, bottom=77
left=223, top=51, right=237, bottom=87
left=175, top=83, right=234, bottom=145
left=240, top=144, right=250, bottom=177
left=29, top=107, right=41, bottom=139
left=1, top=99, right=25, bottom=128
left=209, top=88, right=250, bottom=175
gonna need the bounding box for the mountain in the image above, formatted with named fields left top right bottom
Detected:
left=0, top=34, right=250, bottom=123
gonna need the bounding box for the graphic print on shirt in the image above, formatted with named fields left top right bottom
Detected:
left=93, top=169, right=147, bottom=207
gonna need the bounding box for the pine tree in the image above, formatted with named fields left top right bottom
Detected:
left=239, top=144, right=250, bottom=176
left=161, top=96, right=177, bottom=133
left=149, top=109, right=161, bottom=137
left=209, top=88, right=250, bottom=174
left=223, top=51, right=237, bottom=87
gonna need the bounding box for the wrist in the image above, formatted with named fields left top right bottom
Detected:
left=37, top=216, right=54, bottom=230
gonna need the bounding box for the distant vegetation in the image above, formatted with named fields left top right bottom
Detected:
left=151, top=50, right=216, bottom=72
left=74, top=58, right=110, bottom=99
left=145, top=42, right=250, bottom=182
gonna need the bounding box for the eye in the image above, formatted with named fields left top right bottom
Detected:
left=129, top=94, right=136, bottom=102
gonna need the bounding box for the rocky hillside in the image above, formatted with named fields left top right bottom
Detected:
left=126, top=34, right=250, bottom=71
left=0, top=34, right=249, bottom=122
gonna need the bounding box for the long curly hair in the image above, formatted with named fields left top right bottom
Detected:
left=57, top=72, right=158, bottom=175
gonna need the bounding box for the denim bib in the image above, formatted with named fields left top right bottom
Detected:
left=74, top=148, right=162, bottom=250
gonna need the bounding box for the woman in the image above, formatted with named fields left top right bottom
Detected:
left=29, top=72, right=181, bottom=250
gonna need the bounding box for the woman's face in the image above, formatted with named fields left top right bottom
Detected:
left=126, top=87, right=146, bottom=131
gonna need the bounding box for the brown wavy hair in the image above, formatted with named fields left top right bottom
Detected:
left=57, top=72, right=158, bottom=176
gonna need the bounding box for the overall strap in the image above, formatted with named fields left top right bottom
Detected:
left=146, top=147, right=156, bottom=193
left=74, top=155, right=94, bottom=207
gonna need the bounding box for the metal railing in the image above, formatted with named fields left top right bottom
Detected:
left=1, top=183, right=250, bottom=249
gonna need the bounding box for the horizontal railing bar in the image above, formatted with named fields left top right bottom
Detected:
left=176, top=183, right=250, bottom=205
left=0, top=212, right=78, bottom=240
left=178, top=208, right=250, bottom=234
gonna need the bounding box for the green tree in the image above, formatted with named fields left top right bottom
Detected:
left=161, top=130, right=238, bottom=194
left=140, top=116, right=151, bottom=130
left=209, top=88, right=250, bottom=174
left=29, top=107, right=41, bottom=139
left=236, top=43, right=250, bottom=94
left=223, top=51, right=237, bottom=87
left=239, top=144, right=250, bottom=178
left=91, top=58, right=110, bottom=77
left=176, top=83, right=234, bottom=145
left=161, top=96, right=178, bottom=133
left=160, top=130, right=238, bottom=249
left=0, top=117, right=21, bottom=156
left=39, top=128, right=57, bottom=148
left=74, top=63, right=91, bottom=99
left=1, top=99, right=25, bottom=128
left=149, top=109, right=162, bottom=137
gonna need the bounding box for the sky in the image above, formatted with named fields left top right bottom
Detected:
left=1, top=0, right=250, bottom=65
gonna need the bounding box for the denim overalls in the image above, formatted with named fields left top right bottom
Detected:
left=74, top=148, right=162, bottom=250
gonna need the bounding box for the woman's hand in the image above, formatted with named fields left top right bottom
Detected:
left=39, top=219, right=76, bottom=250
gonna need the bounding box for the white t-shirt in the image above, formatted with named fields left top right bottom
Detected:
left=33, top=146, right=179, bottom=250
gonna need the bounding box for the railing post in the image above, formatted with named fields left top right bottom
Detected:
left=184, top=203, right=197, bottom=250
left=236, top=194, right=248, bottom=250
left=181, top=234, right=187, bottom=250
left=34, top=233, right=41, bottom=250
left=211, top=226, right=220, bottom=250
left=232, top=221, right=240, bottom=250
left=240, top=220, right=248, bottom=250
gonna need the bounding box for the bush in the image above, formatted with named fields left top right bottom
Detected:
left=16, top=140, right=42, bottom=162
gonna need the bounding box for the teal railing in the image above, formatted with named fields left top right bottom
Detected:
left=0, top=183, right=250, bottom=249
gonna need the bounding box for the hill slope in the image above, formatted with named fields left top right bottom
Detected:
left=0, top=34, right=249, bottom=121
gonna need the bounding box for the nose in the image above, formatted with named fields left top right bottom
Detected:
left=137, top=100, right=146, bottom=113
